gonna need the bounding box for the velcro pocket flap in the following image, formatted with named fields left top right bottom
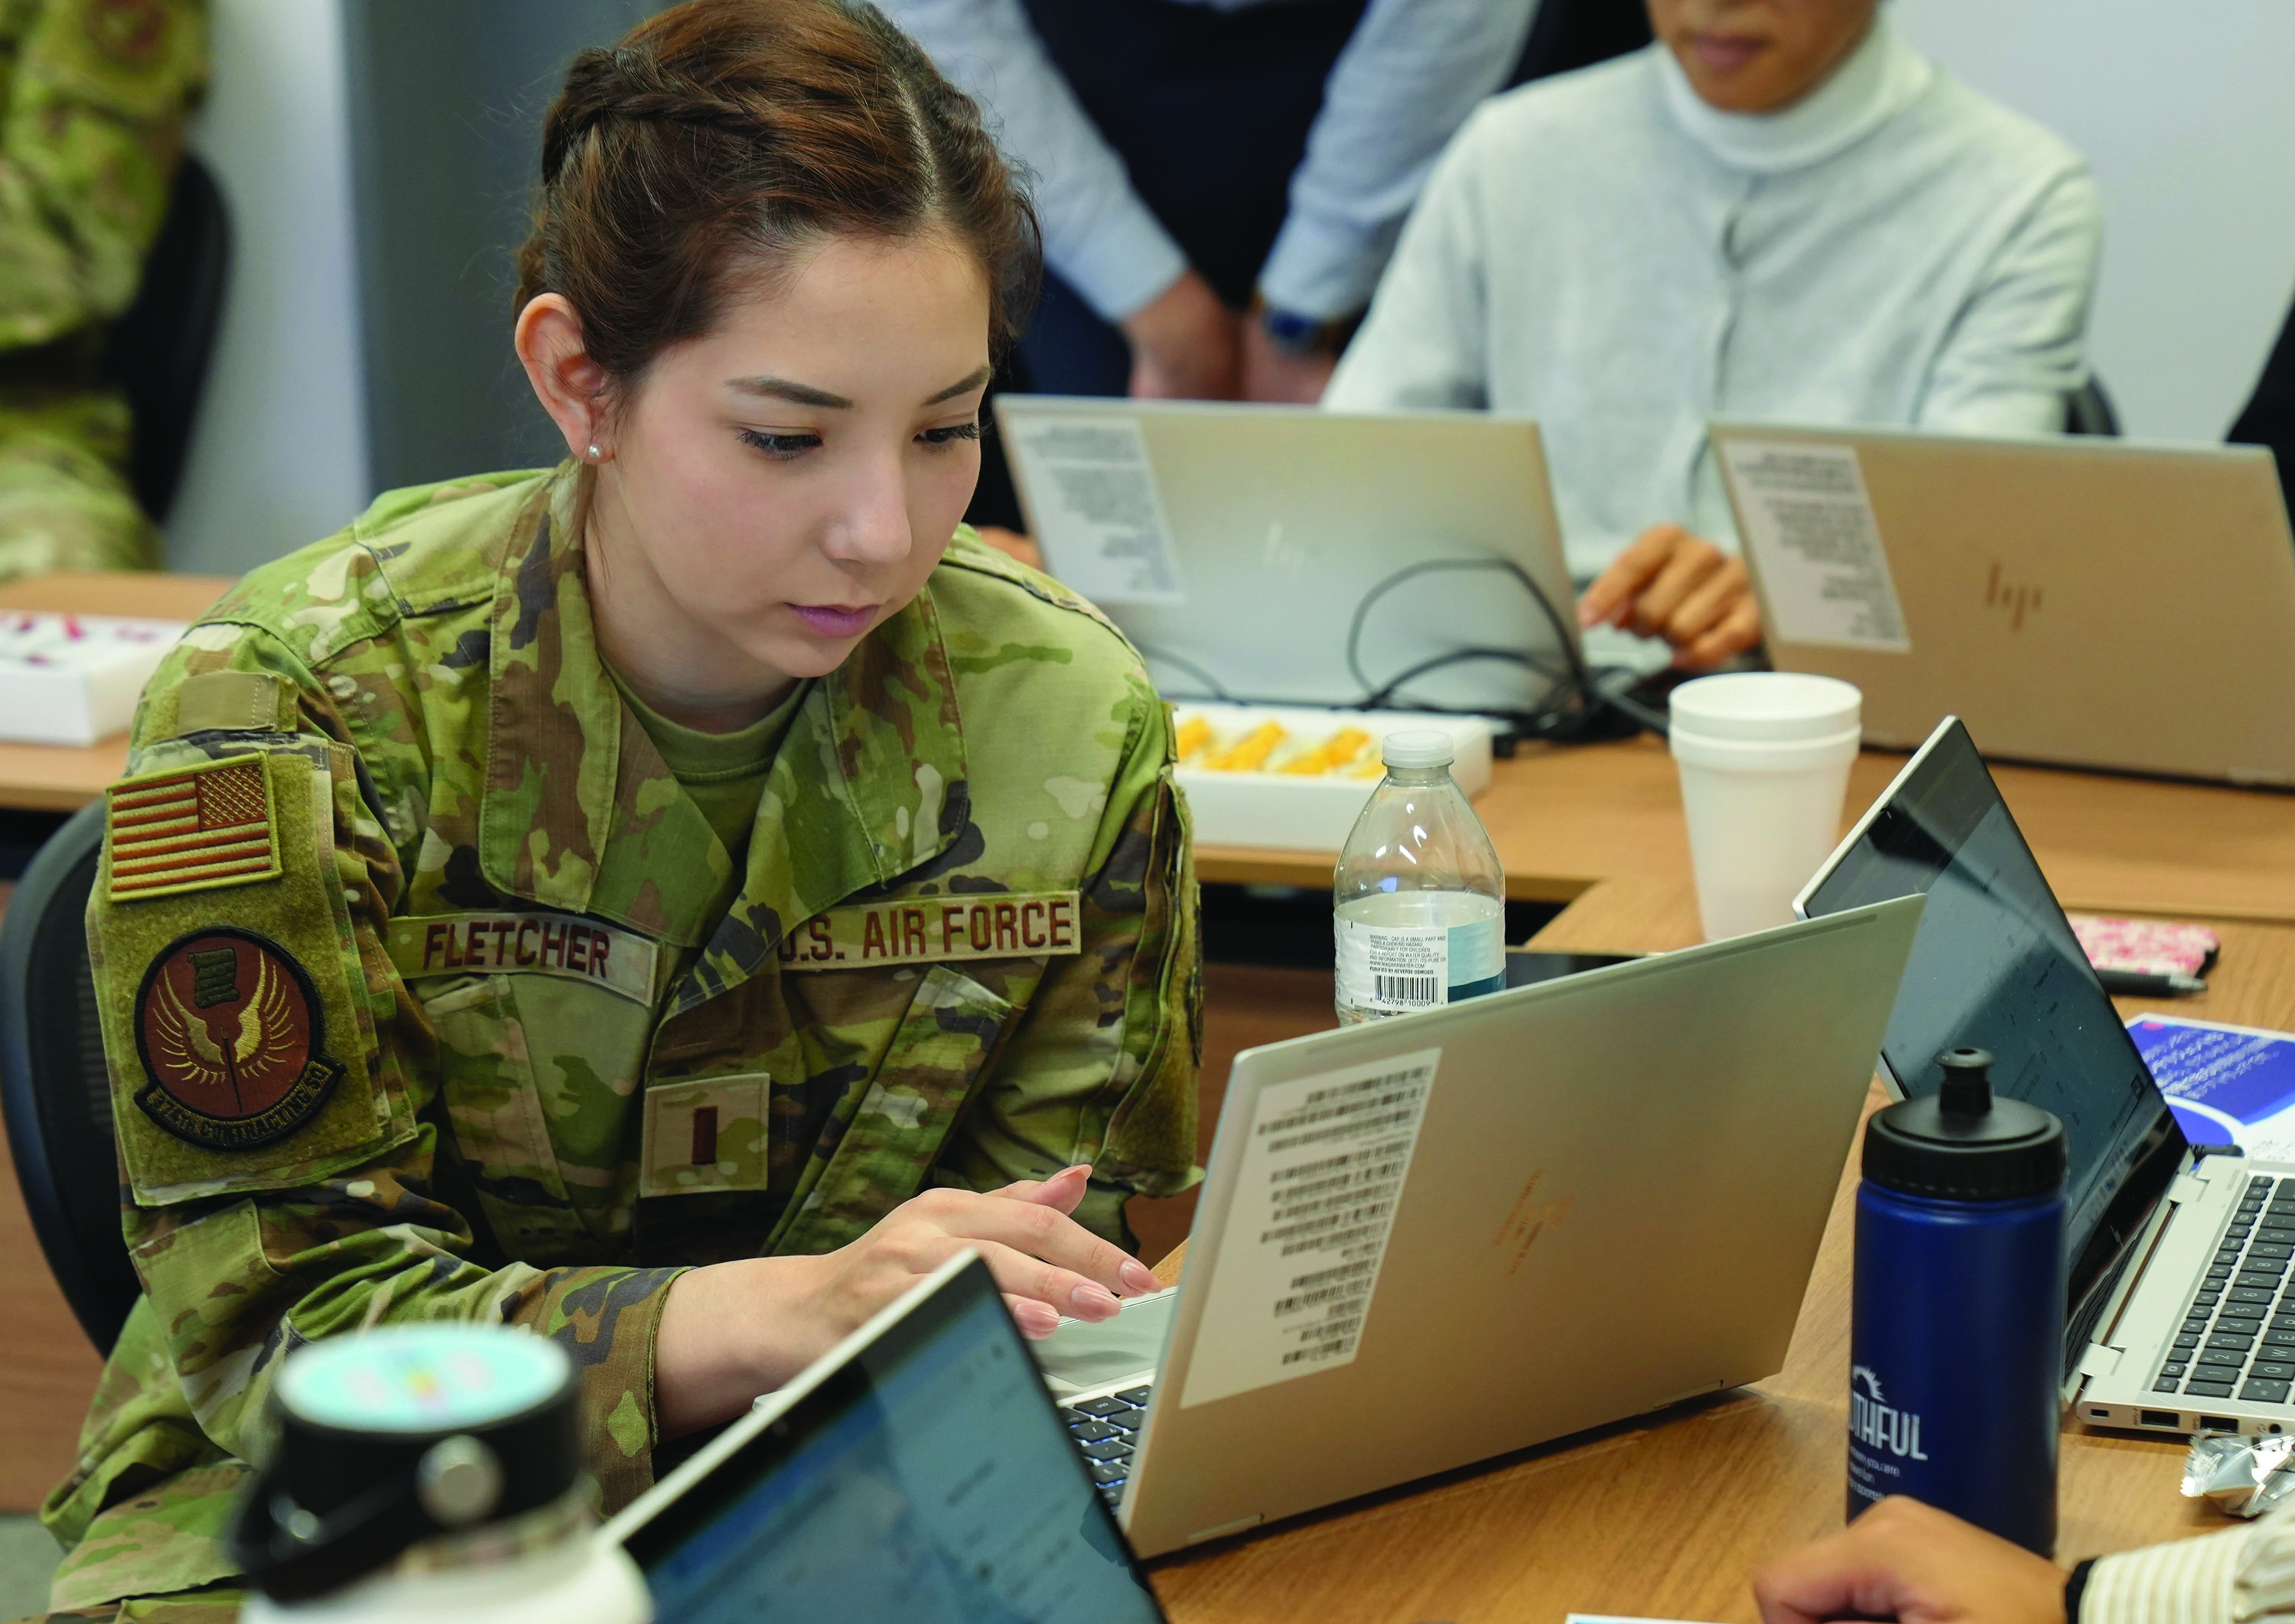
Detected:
left=96, top=748, right=408, bottom=1205
left=640, top=1074, right=770, bottom=1198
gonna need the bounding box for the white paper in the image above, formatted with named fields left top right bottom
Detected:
left=1005, top=415, right=1185, bottom=604
left=1180, top=1046, right=1439, bottom=1408
left=1723, top=440, right=1910, bottom=652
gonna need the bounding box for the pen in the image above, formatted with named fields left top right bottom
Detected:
left=2097, top=967, right=2207, bottom=998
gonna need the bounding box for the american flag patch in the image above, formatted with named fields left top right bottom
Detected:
left=106, top=756, right=283, bottom=903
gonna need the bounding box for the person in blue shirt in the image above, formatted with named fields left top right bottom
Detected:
left=883, top=0, right=1580, bottom=408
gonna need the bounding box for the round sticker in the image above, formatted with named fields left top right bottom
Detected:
left=132, top=927, right=343, bottom=1150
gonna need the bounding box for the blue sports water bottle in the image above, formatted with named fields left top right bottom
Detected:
left=1849, top=1047, right=2066, bottom=1554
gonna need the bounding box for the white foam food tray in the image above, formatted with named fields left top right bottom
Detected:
left=0, top=613, right=186, bottom=745
left=1173, top=702, right=1496, bottom=853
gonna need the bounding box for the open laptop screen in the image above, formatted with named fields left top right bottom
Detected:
left=623, top=1258, right=1165, bottom=1624
left=1798, top=719, right=2186, bottom=1349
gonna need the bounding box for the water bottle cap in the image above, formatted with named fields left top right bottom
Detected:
left=226, top=1327, right=583, bottom=1604
left=1382, top=729, right=1456, bottom=770
left=1862, top=1046, right=2067, bottom=1202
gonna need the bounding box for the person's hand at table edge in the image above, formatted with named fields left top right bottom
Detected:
left=1577, top=522, right=1763, bottom=670
left=1751, top=1496, right=2067, bottom=1624
left=1120, top=267, right=1242, bottom=401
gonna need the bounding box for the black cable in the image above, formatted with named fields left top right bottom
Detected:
left=1344, top=557, right=1590, bottom=709
left=1338, top=555, right=1679, bottom=740
left=1133, top=558, right=1668, bottom=742
left=1587, top=666, right=1674, bottom=737
left=1130, top=641, right=1235, bottom=703
left=1361, top=646, right=1571, bottom=711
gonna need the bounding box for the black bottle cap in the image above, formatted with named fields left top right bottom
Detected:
left=1862, top=1047, right=2067, bottom=1203
left=226, top=1328, right=581, bottom=1603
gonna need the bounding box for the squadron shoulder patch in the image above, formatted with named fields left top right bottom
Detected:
left=106, top=756, right=282, bottom=903
left=132, top=928, right=346, bottom=1151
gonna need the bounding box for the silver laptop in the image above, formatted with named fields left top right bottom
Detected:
left=994, top=396, right=1580, bottom=714
left=610, top=1252, right=1166, bottom=1622
left=1711, top=420, right=2295, bottom=786
left=1045, top=897, right=1923, bottom=1557
left=1796, top=716, right=2286, bottom=1436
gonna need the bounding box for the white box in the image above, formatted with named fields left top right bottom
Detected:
left=1174, top=702, right=1496, bottom=853
left=0, top=613, right=187, bottom=745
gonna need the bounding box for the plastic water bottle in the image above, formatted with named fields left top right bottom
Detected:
left=1849, top=1047, right=2067, bottom=1554
left=1334, top=729, right=1506, bottom=1025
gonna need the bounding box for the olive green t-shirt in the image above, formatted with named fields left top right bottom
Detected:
left=611, top=675, right=808, bottom=861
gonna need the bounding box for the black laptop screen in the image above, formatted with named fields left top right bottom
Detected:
left=1799, top=720, right=2186, bottom=1336
left=624, top=1258, right=1164, bottom=1624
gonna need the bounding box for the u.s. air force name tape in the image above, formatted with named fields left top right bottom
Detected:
left=384, top=913, right=659, bottom=1004
left=776, top=891, right=1083, bottom=971
left=383, top=892, right=1084, bottom=998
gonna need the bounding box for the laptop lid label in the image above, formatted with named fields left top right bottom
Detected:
left=1179, top=1046, right=1440, bottom=1409
left=1004, top=413, right=1187, bottom=606
left=1724, top=439, right=1912, bottom=653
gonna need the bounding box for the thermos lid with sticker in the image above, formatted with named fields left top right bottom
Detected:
left=228, top=1326, right=580, bottom=1604
left=1863, top=1047, right=2067, bottom=1202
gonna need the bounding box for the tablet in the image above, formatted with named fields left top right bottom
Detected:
left=614, top=1254, right=1166, bottom=1623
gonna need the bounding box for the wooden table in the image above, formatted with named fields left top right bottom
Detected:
left=1200, top=737, right=2295, bottom=925
left=0, top=571, right=233, bottom=811
left=1143, top=877, right=2287, bottom=1622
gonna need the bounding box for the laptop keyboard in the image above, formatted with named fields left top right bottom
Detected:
left=2154, top=1175, right=2295, bottom=1404
left=1060, top=1385, right=1153, bottom=1505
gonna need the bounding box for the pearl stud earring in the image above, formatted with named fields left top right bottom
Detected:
left=586, top=444, right=602, bottom=462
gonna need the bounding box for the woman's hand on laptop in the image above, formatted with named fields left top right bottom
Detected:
left=1578, top=523, right=1763, bottom=669
left=654, top=1164, right=1161, bottom=1436
left=1752, top=1495, right=2066, bottom=1624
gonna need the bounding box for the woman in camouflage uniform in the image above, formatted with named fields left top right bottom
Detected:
left=34, top=2, right=1200, bottom=1616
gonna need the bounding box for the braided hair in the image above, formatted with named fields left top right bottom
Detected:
left=515, top=0, right=1038, bottom=386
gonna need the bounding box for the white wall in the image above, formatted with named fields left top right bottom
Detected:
left=1895, top=0, right=2295, bottom=443
left=163, top=0, right=369, bottom=578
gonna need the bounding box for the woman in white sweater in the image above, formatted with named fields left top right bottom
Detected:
left=1326, top=0, right=2101, bottom=670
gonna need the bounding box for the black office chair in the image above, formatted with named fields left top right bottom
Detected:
left=99, top=151, right=232, bottom=526
left=2066, top=375, right=2121, bottom=437
left=0, top=802, right=140, bottom=1352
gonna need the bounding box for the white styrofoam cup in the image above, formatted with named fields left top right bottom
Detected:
left=1668, top=672, right=1863, bottom=941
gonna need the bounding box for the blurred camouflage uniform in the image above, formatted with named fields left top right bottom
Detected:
left=0, top=0, right=207, bottom=579
left=31, top=464, right=1203, bottom=1619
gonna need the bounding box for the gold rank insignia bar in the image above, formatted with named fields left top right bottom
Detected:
left=778, top=890, right=1083, bottom=971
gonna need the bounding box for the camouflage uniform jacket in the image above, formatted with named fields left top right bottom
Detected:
left=39, top=464, right=1203, bottom=1610
left=0, top=0, right=207, bottom=581
left=0, top=0, right=204, bottom=356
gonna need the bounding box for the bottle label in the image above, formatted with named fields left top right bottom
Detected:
left=1847, top=1362, right=1930, bottom=1508
left=1336, top=916, right=1504, bottom=1013
left=1338, top=923, right=1447, bottom=1012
